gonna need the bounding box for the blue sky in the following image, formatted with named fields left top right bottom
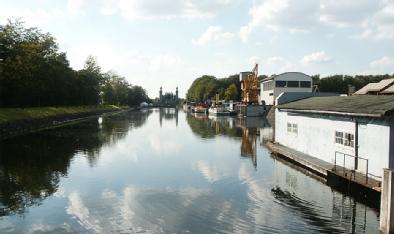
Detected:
left=1, top=0, right=394, bottom=98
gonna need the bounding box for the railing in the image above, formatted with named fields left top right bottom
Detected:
left=333, top=151, right=369, bottom=184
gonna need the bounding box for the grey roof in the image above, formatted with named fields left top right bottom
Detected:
left=262, top=76, right=274, bottom=82
left=277, top=95, right=394, bottom=117
left=261, top=72, right=311, bottom=82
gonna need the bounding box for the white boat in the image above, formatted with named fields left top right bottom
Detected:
left=208, top=106, right=236, bottom=116
left=192, top=105, right=208, bottom=114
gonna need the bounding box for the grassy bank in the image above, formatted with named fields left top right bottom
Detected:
left=0, top=105, right=121, bottom=124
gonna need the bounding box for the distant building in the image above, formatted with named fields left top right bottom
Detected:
left=260, top=72, right=312, bottom=106
left=275, top=95, right=394, bottom=180
left=354, top=78, right=394, bottom=95
left=158, top=86, right=179, bottom=106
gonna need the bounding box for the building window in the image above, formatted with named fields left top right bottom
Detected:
left=335, top=131, right=343, bottom=144
left=287, top=81, right=299, bottom=87
left=287, top=122, right=298, bottom=135
left=335, top=131, right=354, bottom=148
left=344, top=133, right=355, bottom=147
left=276, top=81, right=286, bottom=87
left=292, top=123, right=298, bottom=134
left=300, top=81, right=311, bottom=88
left=263, top=81, right=274, bottom=91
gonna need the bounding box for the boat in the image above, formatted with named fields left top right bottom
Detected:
left=208, top=106, right=236, bottom=116
left=191, top=105, right=208, bottom=114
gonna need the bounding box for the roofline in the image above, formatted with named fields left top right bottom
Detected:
left=261, top=71, right=311, bottom=82
left=278, top=108, right=383, bottom=118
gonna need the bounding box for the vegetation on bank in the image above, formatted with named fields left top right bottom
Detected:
left=0, top=105, right=121, bottom=124
left=311, top=74, right=394, bottom=94
left=186, top=73, right=394, bottom=102
left=0, top=20, right=150, bottom=108
left=186, top=75, right=241, bottom=102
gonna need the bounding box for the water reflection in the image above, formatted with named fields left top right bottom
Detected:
left=186, top=114, right=270, bottom=168
left=0, top=110, right=152, bottom=217
left=271, top=152, right=378, bottom=233
left=159, top=108, right=178, bottom=127
left=0, top=109, right=379, bottom=233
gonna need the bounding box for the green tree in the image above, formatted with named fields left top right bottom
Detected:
left=102, top=71, right=130, bottom=105
left=0, top=19, right=151, bottom=107
left=127, top=85, right=149, bottom=106
left=76, top=56, right=104, bottom=105
left=224, top=84, right=238, bottom=101
left=186, top=74, right=241, bottom=102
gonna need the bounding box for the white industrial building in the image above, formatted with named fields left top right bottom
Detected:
left=275, top=95, right=394, bottom=180
left=260, top=72, right=313, bottom=106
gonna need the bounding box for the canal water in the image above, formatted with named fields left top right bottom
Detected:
left=0, top=109, right=379, bottom=233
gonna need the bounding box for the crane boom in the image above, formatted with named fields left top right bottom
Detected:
left=241, top=64, right=260, bottom=104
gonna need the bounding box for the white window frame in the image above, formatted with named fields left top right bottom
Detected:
left=335, top=131, right=354, bottom=148
left=287, top=122, right=298, bottom=135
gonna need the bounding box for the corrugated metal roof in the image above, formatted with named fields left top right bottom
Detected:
left=261, top=72, right=310, bottom=82
left=381, top=83, right=394, bottom=94
left=353, top=83, right=378, bottom=95
left=378, top=78, right=394, bottom=89
left=354, top=78, right=394, bottom=94
left=277, top=95, right=394, bottom=117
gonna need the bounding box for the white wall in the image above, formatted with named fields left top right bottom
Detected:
left=275, top=109, right=391, bottom=179
left=358, top=119, right=390, bottom=179
left=261, top=72, right=312, bottom=105
left=261, top=80, right=274, bottom=105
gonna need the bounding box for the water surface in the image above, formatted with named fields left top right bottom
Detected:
left=0, top=108, right=379, bottom=233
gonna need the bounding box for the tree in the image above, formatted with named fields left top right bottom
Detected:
left=186, top=74, right=241, bottom=102
left=76, top=56, right=104, bottom=105
left=224, top=84, right=238, bottom=101
left=0, top=20, right=81, bottom=107
left=0, top=19, right=151, bottom=107
left=127, top=85, right=149, bottom=106
left=102, top=71, right=130, bottom=106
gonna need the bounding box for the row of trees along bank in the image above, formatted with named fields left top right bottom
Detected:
left=186, top=75, right=241, bottom=102
left=186, top=73, right=394, bottom=102
left=0, top=20, right=150, bottom=108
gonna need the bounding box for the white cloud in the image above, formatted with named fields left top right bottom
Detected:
left=100, top=0, right=238, bottom=20
left=319, top=0, right=381, bottom=27
left=358, top=2, right=394, bottom=40
left=248, top=56, right=260, bottom=67
left=240, top=0, right=319, bottom=42
left=67, top=0, right=84, bottom=15
left=301, top=51, right=332, bottom=65
left=0, top=8, right=64, bottom=27
left=264, top=56, right=296, bottom=73
left=240, top=0, right=394, bottom=42
left=193, top=26, right=234, bottom=45
left=148, top=55, right=182, bottom=72
left=370, top=56, right=394, bottom=68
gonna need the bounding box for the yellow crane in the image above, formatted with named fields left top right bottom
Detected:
left=241, top=64, right=260, bottom=104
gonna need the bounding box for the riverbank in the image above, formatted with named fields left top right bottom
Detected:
left=0, top=105, right=131, bottom=140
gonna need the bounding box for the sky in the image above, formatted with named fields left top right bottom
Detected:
left=1, top=0, right=394, bottom=98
